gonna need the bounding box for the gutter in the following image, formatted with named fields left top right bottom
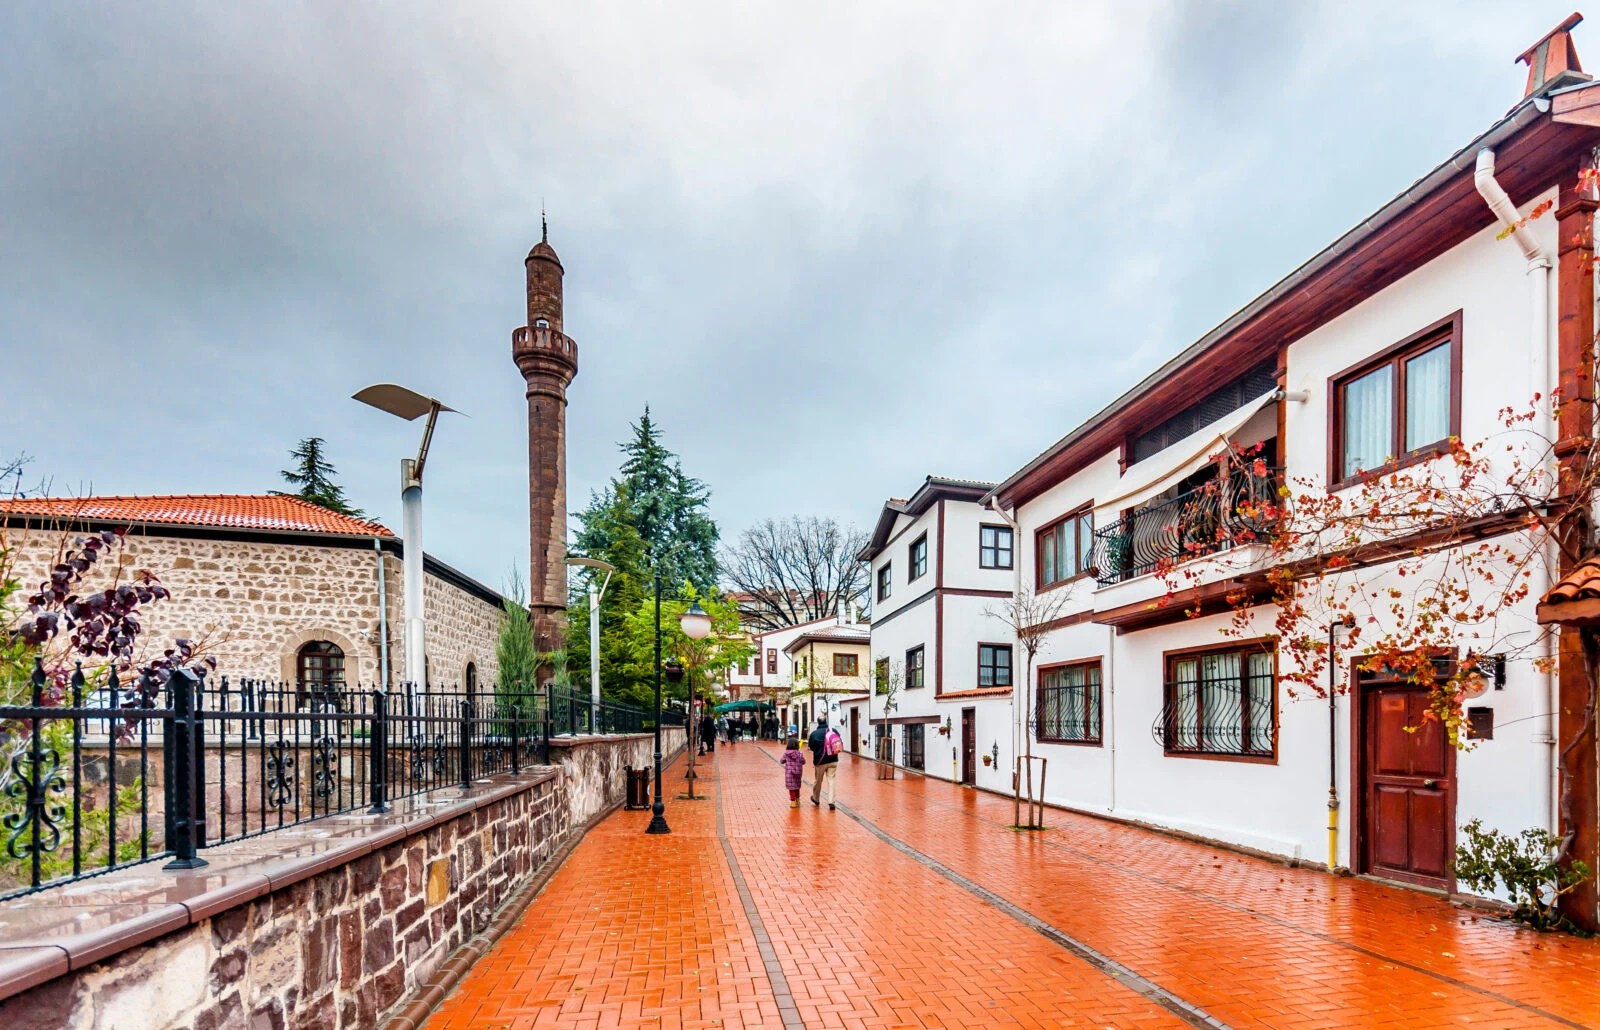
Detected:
left=990, top=96, right=1548, bottom=507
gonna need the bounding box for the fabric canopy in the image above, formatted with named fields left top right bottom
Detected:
left=1096, top=390, right=1278, bottom=512
left=713, top=699, right=775, bottom=713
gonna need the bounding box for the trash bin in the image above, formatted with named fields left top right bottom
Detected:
left=625, top=766, right=651, bottom=810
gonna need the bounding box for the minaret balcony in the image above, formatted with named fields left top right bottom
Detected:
left=512, top=324, right=579, bottom=381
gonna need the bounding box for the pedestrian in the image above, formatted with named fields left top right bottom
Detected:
left=701, top=711, right=717, bottom=754
left=807, top=716, right=842, bottom=809
left=781, top=736, right=806, bottom=808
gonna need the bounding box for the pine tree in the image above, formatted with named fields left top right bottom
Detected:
left=273, top=437, right=364, bottom=517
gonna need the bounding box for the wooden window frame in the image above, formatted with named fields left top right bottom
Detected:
left=833, top=653, right=859, bottom=677
left=1160, top=637, right=1279, bottom=763
left=1326, top=310, right=1463, bottom=491
left=875, top=657, right=890, bottom=694
left=877, top=562, right=893, bottom=602
left=979, top=523, right=1014, bottom=570
left=1036, top=658, right=1103, bottom=745
left=1035, top=503, right=1094, bottom=591
left=904, top=722, right=926, bottom=770
left=977, top=643, right=1013, bottom=688
left=908, top=533, right=928, bottom=582
left=905, top=645, right=926, bottom=689
left=766, top=648, right=778, bottom=675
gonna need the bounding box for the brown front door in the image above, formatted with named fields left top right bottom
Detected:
left=961, top=708, right=977, bottom=785
left=1359, top=674, right=1456, bottom=889
left=849, top=708, right=860, bottom=753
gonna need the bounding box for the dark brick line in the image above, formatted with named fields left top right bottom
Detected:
left=753, top=748, right=1228, bottom=1030
left=843, top=756, right=1593, bottom=1030
left=712, top=760, right=808, bottom=1030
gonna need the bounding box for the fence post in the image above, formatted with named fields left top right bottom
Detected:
left=510, top=698, right=521, bottom=774
left=458, top=697, right=472, bottom=790
left=163, top=667, right=208, bottom=870
left=368, top=688, right=390, bottom=813
left=543, top=682, right=553, bottom=764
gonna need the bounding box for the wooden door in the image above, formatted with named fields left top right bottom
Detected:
left=849, top=708, right=860, bottom=753
left=961, top=708, right=977, bottom=785
left=1360, top=679, right=1455, bottom=889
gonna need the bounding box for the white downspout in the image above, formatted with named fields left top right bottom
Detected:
left=989, top=497, right=1023, bottom=803
left=373, top=537, right=390, bottom=689
left=1475, top=146, right=1558, bottom=835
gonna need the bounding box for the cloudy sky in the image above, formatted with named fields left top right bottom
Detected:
left=0, top=1, right=1572, bottom=590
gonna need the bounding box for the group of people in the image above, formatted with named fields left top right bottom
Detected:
left=696, top=712, right=756, bottom=755
left=781, top=716, right=841, bottom=810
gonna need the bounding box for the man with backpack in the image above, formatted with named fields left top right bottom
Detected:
left=807, top=716, right=842, bottom=809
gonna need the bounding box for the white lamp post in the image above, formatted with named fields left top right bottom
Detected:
left=352, top=384, right=460, bottom=689
left=565, top=555, right=617, bottom=714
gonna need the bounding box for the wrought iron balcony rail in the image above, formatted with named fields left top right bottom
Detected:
left=0, top=661, right=667, bottom=900
left=1092, top=464, right=1284, bottom=587
left=1152, top=667, right=1275, bottom=757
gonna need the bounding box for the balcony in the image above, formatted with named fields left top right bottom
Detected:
left=1092, top=463, right=1283, bottom=587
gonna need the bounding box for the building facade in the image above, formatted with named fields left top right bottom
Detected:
left=1, top=495, right=508, bottom=693
left=969, top=35, right=1600, bottom=922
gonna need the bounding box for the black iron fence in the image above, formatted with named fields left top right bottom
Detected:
left=1092, top=464, right=1283, bottom=586
left=0, top=661, right=673, bottom=900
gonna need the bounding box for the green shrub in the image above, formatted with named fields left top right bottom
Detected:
left=1454, top=818, right=1591, bottom=932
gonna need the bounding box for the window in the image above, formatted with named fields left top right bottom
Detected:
left=297, top=641, right=345, bottom=708
left=833, top=653, right=858, bottom=676
left=877, top=563, right=893, bottom=602
left=465, top=661, right=477, bottom=699
left=1037, top=507, right=1094, bottom=588
left=980, top=525, right=1013, bottom=569
left=905, top=723, right=925, bottom=770
left=978, top=644, right=1012, bottom=687
left=905, top=646, right=925, bottom=689
left=739, top=657, right=750, bottom=676
left=1332, top=313, right=1460, bottom=485
left=767, top=648, right=777, bottom=675
left=909, top=534, right=928, bottom=581
left=1037, top=661, right=1101, bottom=744
left=1160, top=644, right=1276, bottom=758
left=875, top=658, right=891, bottom=694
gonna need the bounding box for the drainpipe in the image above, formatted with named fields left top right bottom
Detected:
left=988, top=497, right=1023, bottom=808
left=374, top=538, right=391, bottom=690
left=1327, top=619, right=1346, bottom=871
left=1474, top=147, right=1558, bottom=835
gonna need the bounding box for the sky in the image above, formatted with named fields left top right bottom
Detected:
left=0, top=1, right=1576, bottom=592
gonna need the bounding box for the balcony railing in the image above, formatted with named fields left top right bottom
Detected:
left=1092, top=464, right=1283, bottom=587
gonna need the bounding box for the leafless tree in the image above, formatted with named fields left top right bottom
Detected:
left=987, top=585, right=1079, bottom=829
left=720, top=516, right=868, bottom=631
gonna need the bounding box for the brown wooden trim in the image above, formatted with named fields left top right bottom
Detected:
left=1161, top=634, right=1277, bottom=662
left=1036, top=657, right=1103, bottom=745
left=978, top=522, right=1015, bottom=570
left=935, top=687, right=1013, bottom=700
left=976, top=641, right=1014, bottom=689
left=938, top=587, right=1014, bottom=599
left=884, top=714, right=942, bottom=724
left=1160, top=637, right=1279, bottom=762
left=934, top=591, right=943, bottom=695
left=1537, top=595, right=1600, bottom=625
left=1036, top=502, right=1094, bottom=590
left=905, top=644, right=927, bottom=690
left=935, top=498, right=945, bottom=588
left=1326, top=310, right=1463, bottom=491
left=1033, top=610, right=1096, bottom=634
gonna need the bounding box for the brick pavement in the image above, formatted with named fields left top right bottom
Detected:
left=425, top=743, right=1600, bottom=1029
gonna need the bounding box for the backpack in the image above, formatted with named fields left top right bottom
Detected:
left=824, top=729, right=843, bottom=756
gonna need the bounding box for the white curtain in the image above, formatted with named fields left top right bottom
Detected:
left=1405, top=343, right=1451, bottom=451
left=1199, top=652, right=1241, bottom=751
left=1342, top=364, right=1393, bottom=478
left=1246, top=652, right=1274, bottom=751
left=1172, top=658, right=1199, bottom=749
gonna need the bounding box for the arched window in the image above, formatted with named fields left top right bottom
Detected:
left=465, top=662, right=478, bottom=699
left=297, top=641, right=345, bottom=708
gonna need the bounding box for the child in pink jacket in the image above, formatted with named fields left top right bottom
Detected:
left=781, top=736, right=806, bottom=808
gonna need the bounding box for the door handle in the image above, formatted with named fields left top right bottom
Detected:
left=1422, top=779, right=1438, bottom=789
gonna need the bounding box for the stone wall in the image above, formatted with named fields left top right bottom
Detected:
left=4, top=526, right=501, bottom=691
left=0, top=771, right=567, bottom=1030
left=547, top=727, right=685, bottom=828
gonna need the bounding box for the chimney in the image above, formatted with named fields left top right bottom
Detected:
left=1518, top=13, right=1591, bottom=98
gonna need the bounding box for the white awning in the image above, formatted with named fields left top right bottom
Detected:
left=1096, top=390, right=1278, bottom=513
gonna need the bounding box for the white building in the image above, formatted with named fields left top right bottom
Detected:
left=723, top=613, right=870, bottom=735
left=852, top=477, right=1017, bottom=787
left=857, top=25, right=1600, bottom=924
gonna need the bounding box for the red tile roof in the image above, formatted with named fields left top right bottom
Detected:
left=0, top=495, right=393, bottom=537
left=1542, top=556, right=1600, bottom=604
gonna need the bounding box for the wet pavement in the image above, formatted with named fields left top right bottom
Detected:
left=425, top=743, right=1600, bottom=1029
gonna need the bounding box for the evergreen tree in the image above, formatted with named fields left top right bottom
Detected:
left=273, top=437, right=364, bottom=517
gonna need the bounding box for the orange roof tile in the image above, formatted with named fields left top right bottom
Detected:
left=1542, top=555, right=1600, bottom=605
left=0, top=495, right=393, bottom=537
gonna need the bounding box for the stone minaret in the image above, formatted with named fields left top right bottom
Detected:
left=512, top=219, right=578, bottom=658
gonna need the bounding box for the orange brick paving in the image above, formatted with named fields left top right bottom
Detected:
left=820, top=748, right=1600, bottom=1030
left=427, top=744, right=1600, bottom=1029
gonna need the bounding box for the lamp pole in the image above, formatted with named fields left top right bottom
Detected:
left=647, top=569, right=670, bottom=834
left=565, top=556, right=616, bottom=725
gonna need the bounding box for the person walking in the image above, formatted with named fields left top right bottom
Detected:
left=701, top=711, right=717, bottom=754
left=807, top=716, right=841, bottom=809
left=781, top=736, right=806, bottom=808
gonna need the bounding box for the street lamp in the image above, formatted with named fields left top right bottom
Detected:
left=565, top=556, right=616, bottom=716
left=646, top=585, right=715, bottom=835
left=352, top=384, right=460, bottom=689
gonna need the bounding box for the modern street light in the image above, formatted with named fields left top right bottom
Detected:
left=646, top=583, right=714, bottom=835
left=352, top=384, right=460, bottom=689
left=564, top=556, right=616, bottom=717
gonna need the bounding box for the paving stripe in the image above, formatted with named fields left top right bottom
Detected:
left=713, top=761, right=808, bottom=1030
left=859, top=762, right=1595, bottom=1030
left=757, top=749, right=1229, bottom=1030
